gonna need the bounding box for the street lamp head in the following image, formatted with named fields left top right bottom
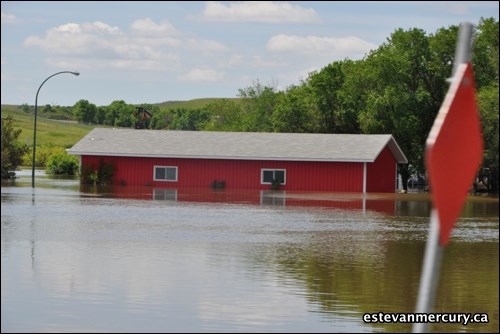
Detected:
left=72, top=71, right=80, bottom=76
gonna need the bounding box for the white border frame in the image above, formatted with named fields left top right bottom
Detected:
left=153, top=165, right=178, bottom=182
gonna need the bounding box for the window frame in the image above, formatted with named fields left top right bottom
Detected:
left=260, top=168, right=286, bottom=185
left=153, top=188, right=178, bottom=201
left=153, top=165, right=178, bottom=182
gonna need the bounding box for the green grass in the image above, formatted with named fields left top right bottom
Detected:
left=1, top=105, right=94, bottom=148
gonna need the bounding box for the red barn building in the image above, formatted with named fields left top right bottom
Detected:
left=68, top=128, right=407, bottom=193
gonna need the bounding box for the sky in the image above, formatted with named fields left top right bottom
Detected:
left=1, top=1, right=498, bottom=107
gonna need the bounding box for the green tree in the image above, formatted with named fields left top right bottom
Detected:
left=1, top=115, right=28, bottom=178
left=355, top=28, right=437, bottom=189
left=114, top=101, right=136, bottom=127
left=238, top=81, right=280, bottom=132
left=171, top=108, right=209, bottom=131
left=73, top=99, right=97, bottom=124
left=272, top=84, right=318, bottom=133
left=426, top=25, right=458, bottom=108
left=204, top=99, right=244, bottom=131
left=95, top=106, right=106, bottom=125
left=150, top=109, right=174, bottom=130
left=473, top=18, right=499, bottom=89
left=474, top=18, right=499, bottom=193
left=477, top=84, right=499, bottom=193
left=44, top=104, right=53, bottom=113
left=21, top=103, right=31, bottom=113
left=105, top=100, right=135, bottom=127
left=307, top=61, right=355, bottom=133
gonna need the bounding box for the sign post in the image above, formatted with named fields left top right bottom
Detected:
left=412, top=22, right=483, bottom=333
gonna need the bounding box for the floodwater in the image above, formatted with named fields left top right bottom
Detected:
left=1, top=171, right=498, bottom=333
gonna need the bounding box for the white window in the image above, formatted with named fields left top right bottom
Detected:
left=153, top=188, right=177, bottom=201
left=261, top=169, right=286, bottom=185
left=260, top=190, right=286, bottom=207
left=154, top=166, right=178, bottom=182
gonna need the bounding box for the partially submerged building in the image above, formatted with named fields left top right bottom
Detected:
left=68, top=128, right=407, bottom=193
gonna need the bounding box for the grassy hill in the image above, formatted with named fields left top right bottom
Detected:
left=1, top=105, right=94, bottom=148
left=1, top=98, right=238, bottom=148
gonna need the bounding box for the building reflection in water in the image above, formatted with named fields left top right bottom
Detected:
left=80, top=184, right=412, bottom=215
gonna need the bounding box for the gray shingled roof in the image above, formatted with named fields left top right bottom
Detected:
left=68, top=128, right=408, bottom=163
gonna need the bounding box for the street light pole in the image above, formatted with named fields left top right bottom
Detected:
left=32, top=71, right=79, bottom=188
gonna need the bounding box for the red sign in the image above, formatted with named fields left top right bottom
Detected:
left=425, top=62, right=483, bottom=246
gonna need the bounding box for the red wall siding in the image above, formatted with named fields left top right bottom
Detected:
left=366, top=146, right=397, bottom=193
left=81, top=156, right=365, bottom=192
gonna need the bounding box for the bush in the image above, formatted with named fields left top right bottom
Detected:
left=80, top=160, right=114, bottom=185
left=211, top=180, right=226, bottom=189
left=46, top=151, right=79, bottom=175
left=271, top=178, right=282, bottom=190
left=22, top=145, right=65, bottom=168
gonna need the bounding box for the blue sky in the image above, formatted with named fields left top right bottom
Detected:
left=1, top=1, right=498, bottom=106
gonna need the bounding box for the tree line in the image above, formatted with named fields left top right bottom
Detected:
left=10, top=19, right=500, bottom=192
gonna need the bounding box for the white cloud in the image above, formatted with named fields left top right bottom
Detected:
left=228, top=53, right=245, bottom=66
left=1, top=11, right=17, bottom=24
left=201, top=1, right=320, bottom=23
left=225, top=53, right=288, bottom=68
left=179, top=68, right=225, bottom=82
left=185, top=38, right=228, bottom=52
left=250, top=55, right=289, bottom=68
left=267, top=34, right=376, bottom=58
left=24, top=19, right=228, bottom=72
left=25, top=21, right=123, bottom=55
left=45, top=52, right=181, bottom=72
left=131, top=18, right=179, bottom=36
left=83, top=21, right=121, bottom=34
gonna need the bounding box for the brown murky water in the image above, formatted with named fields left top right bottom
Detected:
left=1, top=171, right=498, bottom=332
